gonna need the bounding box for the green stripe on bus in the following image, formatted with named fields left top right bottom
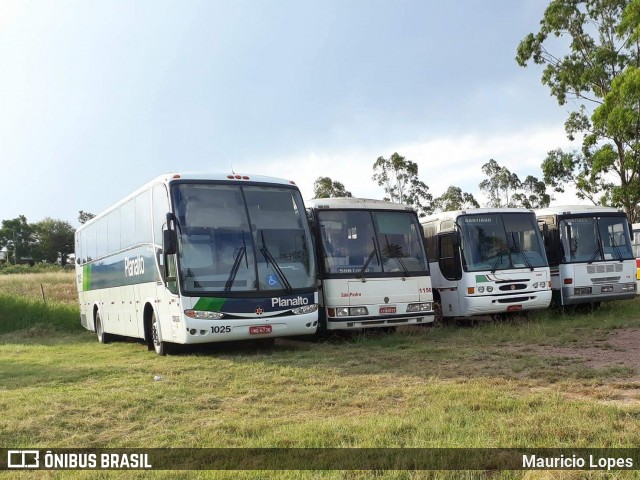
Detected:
left=83, top=264, right=92, bottom=291
left=193, top=297, right=227, bottom=312
left=475, top=275, right=489, bottom=283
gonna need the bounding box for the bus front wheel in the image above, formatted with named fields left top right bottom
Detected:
left=95, top=312, right=111, bottom=344
left=151, top=312, right=168, bottom=356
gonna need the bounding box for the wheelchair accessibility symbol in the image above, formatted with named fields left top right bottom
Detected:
left=267, top=274, right=279, bottom=286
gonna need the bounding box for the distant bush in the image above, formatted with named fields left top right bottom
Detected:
left=0, top=263, right=68, bottom=275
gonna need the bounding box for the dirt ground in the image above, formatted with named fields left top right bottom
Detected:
left=528, top=328, right=640, bottom=405
left=541, top=328, right=640, bottom=375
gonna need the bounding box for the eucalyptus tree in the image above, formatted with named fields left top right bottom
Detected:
left=517, top=0, right=640, bottom=221
left=372, top=152, right=433, bottom=216
left=313, top=177, right=352, bottom=198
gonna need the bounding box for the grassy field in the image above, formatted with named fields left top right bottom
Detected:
left=1, top=272, right=640, bottom=479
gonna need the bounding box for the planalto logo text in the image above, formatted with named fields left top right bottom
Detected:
left=124, top=255, right=145, bottom=277
left=271, top=296, right=309, bottom=308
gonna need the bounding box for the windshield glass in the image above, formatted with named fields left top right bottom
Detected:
left=459, top=213, right=547, bottom=272
left=172, top=183, right=316, bottom=294
left=317, top=209, right=428, bottom=275
left=559, top=216, right=634, bottom=263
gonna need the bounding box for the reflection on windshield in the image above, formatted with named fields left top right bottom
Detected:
left=317, top=210, right=428, bottom=275
left=459, top=213, right=547, bottom=272
left=172, top=183, right=316, bottom=293
left=559, top=216, right=634, bottom=263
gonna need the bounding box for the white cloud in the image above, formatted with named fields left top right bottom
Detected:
left=246, top=124, right=586, bottom=207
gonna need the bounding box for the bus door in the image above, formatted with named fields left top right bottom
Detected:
left=437, top=232, right=462, bottom=317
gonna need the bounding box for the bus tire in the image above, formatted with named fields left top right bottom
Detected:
left=151, top=311, right=169, bottom=356
left=433, top=300, right=443, bottom=325
left=95, top=312, right=111, bottom=344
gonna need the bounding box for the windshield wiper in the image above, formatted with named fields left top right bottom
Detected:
left=186, top=267, right=202, bottom=289
left=384, top=234, right=410, bottom=276
left=224, top=247, right=246, bottom=293
left=260, top=231, right=292, bottom=292
left=224, top=232, right=249, bottom=293
left=510, top=232, right=533, bottom=271
left=357, top=248, right=377, bottom=279
left=490, top=251, right=506, bottom=273
left=587, top=246, right=602, bottom=264
left=609, top=234, right=623, bottom=262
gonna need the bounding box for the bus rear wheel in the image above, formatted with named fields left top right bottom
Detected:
left=95, top=312, right=111, bottom=344
left=151, top=312, right=169, bottom=356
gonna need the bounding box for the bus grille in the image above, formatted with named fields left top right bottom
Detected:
left=591, top=276, right=621, bottom=284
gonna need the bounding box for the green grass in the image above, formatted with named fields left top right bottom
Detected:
left=2, top=273, right=640, bottom=479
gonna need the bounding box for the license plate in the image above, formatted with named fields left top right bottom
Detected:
left=249, top=325, right=272, bottom=335
left=507, top=305, right=522, bottom=312
left=379, top=306, right=397, bottom=314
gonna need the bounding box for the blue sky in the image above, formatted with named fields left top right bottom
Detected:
left=0, top=0, right=580, bottom=226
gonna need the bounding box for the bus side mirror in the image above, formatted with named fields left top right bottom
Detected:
left=163, top=229, right=177, bottom=255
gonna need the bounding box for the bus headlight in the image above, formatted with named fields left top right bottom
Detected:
left=622, top=283, right=637, bottom=292
left=292, top=304, right=318, bottom=315
left=477, top=286, right=485, bottom=293
left=407, top=302, right=432, bottom=312
left=184, top=310, right=224, bottom=320
left=486, top=286, right=493, bottom=292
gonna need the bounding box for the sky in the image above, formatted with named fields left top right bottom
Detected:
left=0, top=0, right=584, bottom=227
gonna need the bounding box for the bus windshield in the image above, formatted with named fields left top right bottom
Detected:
left=172, top=183, right=316, bottom=294
left=316, top=209, right=428, bottom=275
left=559, top=216, right=634, bottom=263
left=459, top=213, right=547, bottom=272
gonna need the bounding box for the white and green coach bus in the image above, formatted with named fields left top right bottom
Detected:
left=535, top=206, right=637, bottom=307
left=75, top=173, right=319, bottom=355
left=421, top=209, right=552, bottom=321
left=306, top=198, right=434, bottom=331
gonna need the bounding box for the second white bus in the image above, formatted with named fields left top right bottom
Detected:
left=421, top=208, right=552, bottom=321
left=307, top=198, right=434, bottom=331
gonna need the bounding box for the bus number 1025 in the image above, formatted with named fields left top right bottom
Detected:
left=211, top=326, right=231, bottom=334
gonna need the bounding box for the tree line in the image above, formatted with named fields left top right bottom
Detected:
left=319, top=0, right=640, bottom=222
left=314, top=156, right=550, bottom=216
left=0, top=211, right=94, bottom=267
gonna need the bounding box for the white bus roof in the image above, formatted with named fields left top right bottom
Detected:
left=421, top=207, right=535, bottom=224
left=78, top=172, right=301, bottom=230
left=306, top=197, right=414, bottom=211
left=535, top=205, right=625, bottom=216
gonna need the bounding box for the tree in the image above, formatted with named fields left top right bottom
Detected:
left=313, top=177, right=353, bottom=198
left=0, top=216, right=36, bottom=264
left=78, top=210, right=95, bottom=225
left=372, top=152, right=433, bottom=216
left=479, top=159, right=551, bottom=208
left=516, top=0, right=640, bottom=221
left=479, top=160, right=522, bottom=208
left=432, top=186, right=480, bottom=212
left=33, top=218, right=75, bottom=266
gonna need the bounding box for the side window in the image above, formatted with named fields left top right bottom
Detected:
left=152, top=184, right=170, bottom=246
left=438, top=233, right=461, bottom=281
left=422, top=223, right=437, bottom=263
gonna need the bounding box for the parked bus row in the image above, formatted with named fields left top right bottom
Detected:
left=74, top=173, right=638, bottom=355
